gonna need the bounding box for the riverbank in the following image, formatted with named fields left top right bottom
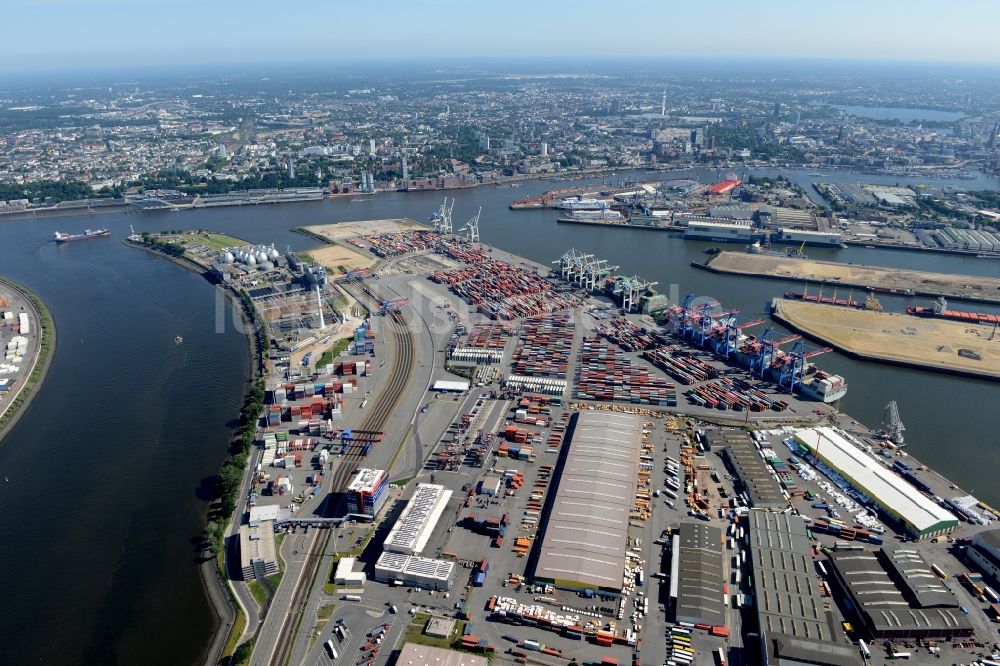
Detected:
left=0, top=277, right=55, bottom=444
left=123, top=237, right=264, bottom=665
left=696, top=250, right=1000, bottom=304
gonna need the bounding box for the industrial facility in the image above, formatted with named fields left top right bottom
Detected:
left=345, top=468, right=389, bottom=517
left=711, top=430, right=788, bottom=510
left=748, top=510, right=862, bottom=666
left=397, top=643, right=486, bottom=666
left=669, top=522, right=725, bottom=627
left=792, top=428, right=958, bottom=540
left=383, top=483, right=453, bottom=555
left=239, top=520, right=279, bottom=581
left=826, top=548, right=973, bottom=640
left=967, top=528, right=1000, bottom=583
left=532, top=411, right=642, bottom=594
left=373, top=552, right=455, bottom=591
left=333, top=557, right=367, bottom=587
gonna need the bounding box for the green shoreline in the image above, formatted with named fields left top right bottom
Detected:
left=0, top=277, right=56, bottom=444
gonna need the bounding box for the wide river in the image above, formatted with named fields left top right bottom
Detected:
left=0, top=166, right=998, bottom=664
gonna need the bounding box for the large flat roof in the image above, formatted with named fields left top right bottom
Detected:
left=673, top=522, right=726, bottom=626
left=384, top=483, right=453, bottom=555
left=533, top=411, right=642, bottom=592
left=397, top=643, right=485, bottom=666
left=793, top=428, right=956, bottom=535
left=711, top=429, right=787, bottom=510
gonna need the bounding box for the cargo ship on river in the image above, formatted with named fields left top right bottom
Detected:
left=52, top=228, right=110, bottom=243
left=907, top=296, right=1000, bottom=326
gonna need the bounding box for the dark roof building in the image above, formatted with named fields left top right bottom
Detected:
left=710, top=429, right=787, bottom=510
left=826, top=548, right=973, bottom=640
left=670, top=522, right=725, bottom=627
left=748, top=510, right=862, bottom=666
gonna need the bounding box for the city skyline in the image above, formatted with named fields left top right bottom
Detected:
left=5, top=0, right=1000, bottom=72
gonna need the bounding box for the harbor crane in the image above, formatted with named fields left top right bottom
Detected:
left=878, top=400, right=906, bottom=446
left=581, top=257, right=618, bottom=292
left=379, top=298, right=410, bottom=315
left=715, top=317, right=765, bottom=358
left=748, top=328, right=801, bottom=378
left=613, top=275, right=657, bottom=313
left=432, top=197, right=454, bottom=234
left=774, top=340, right=832, bottom=392
left=337, top=267, right=371, bottom=283
left=457, top=207, right=482, bottom=243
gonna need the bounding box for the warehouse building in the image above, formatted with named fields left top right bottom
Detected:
left=748, top=511, right=862, bottom=666
left=967, top=529, right=1000, bottom=584
left=397, top=643, right=485, bottom=666
left=670, top=522, right=725, bottom=627
left=793, top=428, right=957, bottom=540
left=333, top=556, right=367, bottom=587
left=384, top=483, right=453, bottom=556
left=533, top=411, right=642, bottom=594
left=711, top=429, right=788, bottom=510
left=345, top=468, right=389, bottom=517
left=827, top=548, right=973, bottom=640
left=239, top=520, right=279, bottom=581
left=373, top=552, right=455, bottom=590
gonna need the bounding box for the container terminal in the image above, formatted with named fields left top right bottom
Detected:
left=0, top=279, right=45, bottom=436
left=698, top=250, right=1000, bottom=305
left=159, top=217, right=1000, bottom=666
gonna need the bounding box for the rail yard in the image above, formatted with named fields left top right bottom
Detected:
left=175, top=216, right=1000, bottom=666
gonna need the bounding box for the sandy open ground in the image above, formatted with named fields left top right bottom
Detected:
left=707, top=251, right=1000, bottom=303
left=771, top=298, right=1000, bottom=379
left=307, top=244, right=376, bottom=273
left=304, top=218, right=424, bottom=242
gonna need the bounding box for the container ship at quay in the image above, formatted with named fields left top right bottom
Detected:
left=907, top=296, right=1000, bottom=326
left=53, top=228, right=110, bottom=243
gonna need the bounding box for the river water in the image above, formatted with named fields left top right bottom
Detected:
left=0, top=165, right=997, bottom=664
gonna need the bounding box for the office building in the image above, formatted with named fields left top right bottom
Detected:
left=239, top=520, right=279, bottom=581
left=346, top=468, right=389, bottom=517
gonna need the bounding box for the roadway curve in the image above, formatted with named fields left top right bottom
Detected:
left=267, top=284, right=415, bottom=666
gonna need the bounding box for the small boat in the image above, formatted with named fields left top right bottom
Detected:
left=175, top=336, right=184, bottom=344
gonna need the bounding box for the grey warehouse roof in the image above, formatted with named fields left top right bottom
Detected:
left=748, top=510, right=862, bottom=666
left=533, top=411, right=642, bottom=591
left=673, top=522, right=726, bottom=627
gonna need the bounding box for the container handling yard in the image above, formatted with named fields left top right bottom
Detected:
left=175, top=212, right=1000, bottom=666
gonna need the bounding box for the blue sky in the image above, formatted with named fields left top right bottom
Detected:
left=5, top=0, right=1000, bottom=72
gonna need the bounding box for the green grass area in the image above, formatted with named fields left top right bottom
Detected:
left=194, top=231, right=247, bottom=251
left=318, top=604, right=337, bottom=621
left=315, top=337, right=351, bottom=368
left=247, top=580, right=268, bottom=610
left=222, top=606, right=248, bottom=659
left=402, top=613, right=467, bottom=650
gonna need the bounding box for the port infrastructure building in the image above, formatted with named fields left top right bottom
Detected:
left=384, top=483, right=453, bottom=556
left=532, top=411, right=642, bottom=594
left=792, top=428, right=957, bottom=540
left=748, top=510, right=862, bottom=666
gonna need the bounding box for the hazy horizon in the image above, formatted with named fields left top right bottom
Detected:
left=5, top=0, right=1000, bottom=74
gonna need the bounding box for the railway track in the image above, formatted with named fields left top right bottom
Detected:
left=268, top=286, right=415, bottom=666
